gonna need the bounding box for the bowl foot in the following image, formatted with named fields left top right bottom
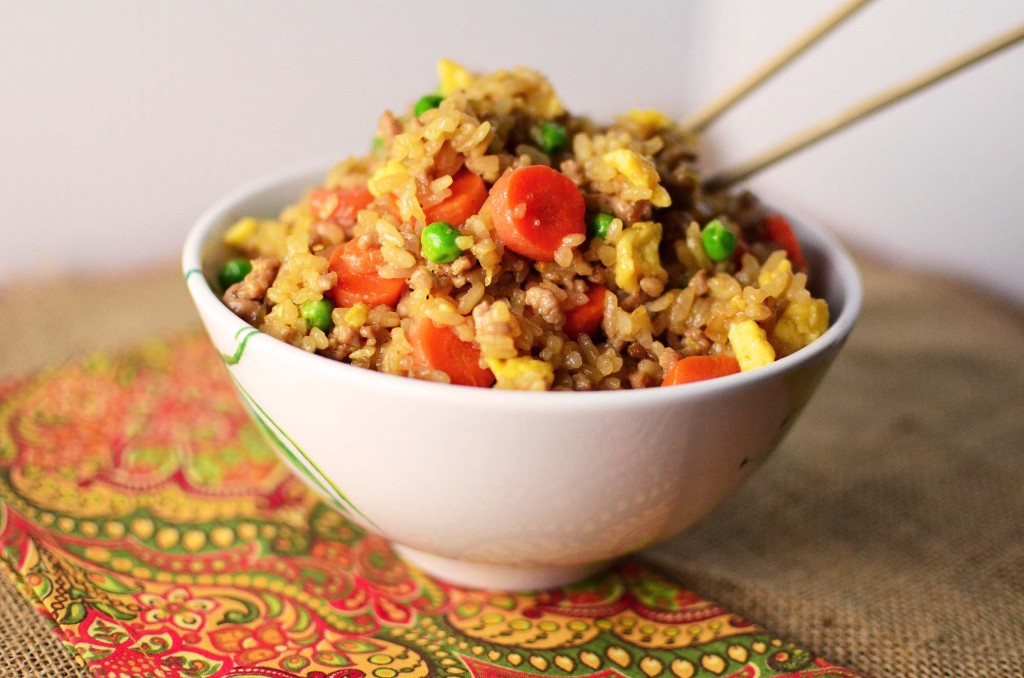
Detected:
left=393, top=544, right=609, bottom=591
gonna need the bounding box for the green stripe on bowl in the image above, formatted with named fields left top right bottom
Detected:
left=226, top=372, right=373, bottom=527
left=221, top=327, right=261, bottom=366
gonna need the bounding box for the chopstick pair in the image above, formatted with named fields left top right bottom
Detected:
left=688, top=1, right=1024, bottom=191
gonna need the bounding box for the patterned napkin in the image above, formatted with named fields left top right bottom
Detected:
left=0, top=334, right=861, bottom=678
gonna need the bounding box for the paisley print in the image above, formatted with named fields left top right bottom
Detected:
left=0, top=335, right=861, bottom=678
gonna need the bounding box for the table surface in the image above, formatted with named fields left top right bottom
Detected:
left=1, top=259, right=1021, bottom=678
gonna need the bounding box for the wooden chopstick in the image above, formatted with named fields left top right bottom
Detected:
left=705, top=22, right=1024, bottom=192
left=682, top=0, right=875, bottom=134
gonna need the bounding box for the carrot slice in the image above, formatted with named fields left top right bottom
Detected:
left=309, top=186, right=375, bottom=224
left=408, top=316, right=495, bottom=387
left=327, top=240, right=407, bottom=307
left=423, top=170, right=488, bottom=226
left=488, top=165, right=586, bottom=261
left=763, top=213, right=806, bottom=270
left=563, top=285, right=608, bottom=338
left=661, top=355, right=741, bottom=387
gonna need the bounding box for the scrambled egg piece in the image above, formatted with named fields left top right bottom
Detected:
left=367, top=160, right=407, bottom=198
left=614, top=221, right=668, bottom=293
left=223, top=217, right=288, bottom=259
left=224, top=217, right=258, bottom=247
left=601, top=149, right=672, bottom=208
left=773, top=299, right=829, bottom=357
left=437, top=59, right=474, bottom=96
left=486, top=357, right=554, bottom=391
left=343, top=303, right=369, bottom=328
left=728, top=319, right=776, bottom=371
left=626, top=109, right=671, bottom=133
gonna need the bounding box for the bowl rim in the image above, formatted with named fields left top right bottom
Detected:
left=183, top=160, right=863, bottom=411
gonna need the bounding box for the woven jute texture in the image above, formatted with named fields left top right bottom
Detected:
left=0, top=259, right=1021, bottom=677
left=0, top=564, right=90, bottom=677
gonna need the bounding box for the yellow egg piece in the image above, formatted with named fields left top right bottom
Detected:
left=614, top=221, right=668, bottom=293
left=773, top=298, right=829, bottom=356
left=728, top=319, right=776, bottom=371
left=343, top=303, right=369, bottom=328
left=437, top=59, right=474, bottom=96
left=627, top=109, right=672, bottom=132
left=223, top=217, right=258, bottom=248
left=223, top=217, right=288, bottom=259
left=601, top=149, right=672, bottom=207
left=486, top=357, right=554, bottom=391
left=367, top=160, right=407, bottom=198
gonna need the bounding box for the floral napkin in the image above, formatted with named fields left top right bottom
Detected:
left=0, top=334, right=861, bottom=678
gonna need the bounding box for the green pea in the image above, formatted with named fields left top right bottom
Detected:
left=300, top=298, right=335, bottom=333
left=218, top=258, right=252, bottom=290
left=701, top=219, right=737, bottom=262
left=414, top=94, right=444, bottom=117
left=588, top=212, right=615, bottom=239
left=371, top=135, right=384, bottom=151
left=531, top=121, right=568, bottom=155
left=421, top=221, right=463, bottom=264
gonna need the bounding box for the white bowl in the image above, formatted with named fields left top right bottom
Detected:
left=183, top=161, right=862, bottom=591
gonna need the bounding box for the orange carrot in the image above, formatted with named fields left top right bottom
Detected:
left=408, top=316, right=495, bottom=388
left=327, top=240, right=407, bottom=307
left=563, top=285, right=608, bottom=338
left=423, top=170, right=488, bottom=226
left=763, top=213, right=806, bottom=270
left=661, top=355, right=741, bottom=387
left=309, top=186, right=375, bottom=225
left=487, top=165, right=586, bottom=261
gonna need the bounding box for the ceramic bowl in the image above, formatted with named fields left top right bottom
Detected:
left=183, top=161, right=862, bottom=591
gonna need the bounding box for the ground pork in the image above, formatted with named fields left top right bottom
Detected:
left=224, top=257, right=279, bottom=325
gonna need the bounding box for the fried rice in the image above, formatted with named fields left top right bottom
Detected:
left=218, top=60, right=829, bottom=391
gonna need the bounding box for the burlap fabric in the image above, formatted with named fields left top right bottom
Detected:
left=0, top=259, right=1020, bottom=677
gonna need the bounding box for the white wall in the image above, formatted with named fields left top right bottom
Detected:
left=3, top=1, right=1023, bottom=305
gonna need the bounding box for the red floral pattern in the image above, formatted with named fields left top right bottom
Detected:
left=0, top=334, right=862, bottom=677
